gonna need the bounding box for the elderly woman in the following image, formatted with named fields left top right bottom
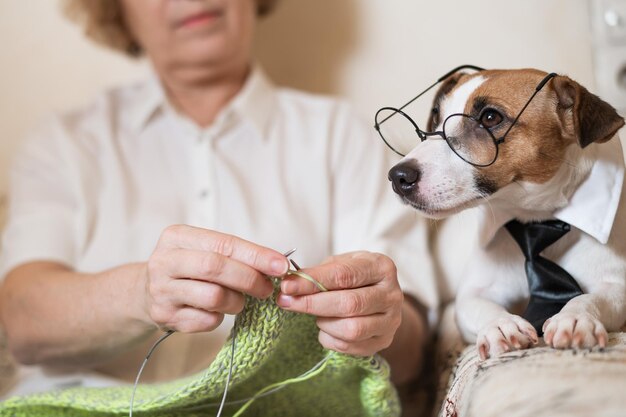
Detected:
left=0, top=0, right=435, bottom=397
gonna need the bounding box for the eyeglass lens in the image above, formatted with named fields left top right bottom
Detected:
left=375, top=108, right=419, bottom=156
left=375, top=109, right=498, bottom=166
left=443, top=115, right=498, bottom=167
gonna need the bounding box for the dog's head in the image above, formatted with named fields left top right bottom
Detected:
left=388, top=69, right=625, bottom=218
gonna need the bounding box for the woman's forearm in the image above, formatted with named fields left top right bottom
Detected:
left=381, top=297, right=429, bottom=385
left=0, top=261, right=155, bottom=368
left=0, top=226, right=290, bottom=369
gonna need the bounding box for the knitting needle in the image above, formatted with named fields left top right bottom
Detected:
left=282, top=248, right=302, bottom=271
left=282, top=248, right=325, bottom=291
left=289, top=258, right=302, bottom=271
left=283, top=248, right=301, bottom=270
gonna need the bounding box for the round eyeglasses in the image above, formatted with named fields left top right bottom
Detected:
left=374, top=66, right=557, bottom=168
left=375, top=108, right=503, bottom=167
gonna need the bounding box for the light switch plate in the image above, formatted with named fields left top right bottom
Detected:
left=590, top=0, right=626, bottom=115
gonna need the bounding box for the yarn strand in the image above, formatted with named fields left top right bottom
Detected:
left=215, top=320, right=237, bottom=417
left=286, top=270, right=327, bottom=292
left=129, top=330, right=175, bottom=417
left=231, top=353, right=334, bottom=417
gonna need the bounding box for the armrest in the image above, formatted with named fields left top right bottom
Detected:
left=434, top=304, right=626, bottom=417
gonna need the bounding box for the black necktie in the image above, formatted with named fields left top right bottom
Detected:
left=505, top=219, right=583, bottom=335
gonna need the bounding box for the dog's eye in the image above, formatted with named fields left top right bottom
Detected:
left=431, top=107, right=440, bottom=127
left=479, top=109, right=503, bottom=129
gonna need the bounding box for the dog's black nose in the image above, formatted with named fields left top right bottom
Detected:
left=388, top=162, right=421, bottom=196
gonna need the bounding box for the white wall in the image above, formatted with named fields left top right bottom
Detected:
left=257, top=0, right=597, bottom=115
left=0, top=0, right=618, bottom=225
left=0, top=1, right=148, bottom=224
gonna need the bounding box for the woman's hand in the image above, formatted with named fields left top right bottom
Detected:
left=141, top=225, right=289, bottom=333
left=277, top=251, right=403, bottom=356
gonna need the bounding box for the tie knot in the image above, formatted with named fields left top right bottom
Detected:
left=505, top=219, right=571, bottom=259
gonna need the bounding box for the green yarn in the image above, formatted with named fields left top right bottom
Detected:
left=285, top=270, right=328, bottom=292
left=0, top=286, right=400, bottom=417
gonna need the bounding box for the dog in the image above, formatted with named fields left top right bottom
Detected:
left=386, top=68, right=626, bottom=360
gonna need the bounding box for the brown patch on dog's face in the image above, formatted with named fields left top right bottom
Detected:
left=455, top=69, right=569, bottom=191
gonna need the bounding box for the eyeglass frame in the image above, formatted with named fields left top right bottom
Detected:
left=374, top=65, right=557, bottom=167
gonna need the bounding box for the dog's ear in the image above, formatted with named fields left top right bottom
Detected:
left=552, top=75, right=624, bottom=148
left=427, top=73, right=464, bottom=131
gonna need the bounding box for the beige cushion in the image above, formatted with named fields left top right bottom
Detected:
left=434, top=304, right=626, bottom=417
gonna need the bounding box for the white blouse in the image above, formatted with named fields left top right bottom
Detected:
left=0, top=67, right=437, bottom=395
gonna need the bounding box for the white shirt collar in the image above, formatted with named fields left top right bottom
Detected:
left=129, top=64, right=277, bottom=138
left=129, top=71, right=164, bottom=132
left=478, top=138, right=625, bottom=247
left=228, top=65, right=277, bottom=138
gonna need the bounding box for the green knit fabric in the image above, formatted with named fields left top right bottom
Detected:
left=0, top=287, right=400, bottom=417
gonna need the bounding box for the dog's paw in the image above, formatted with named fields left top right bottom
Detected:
left=476, top=314, right=538, bottom=360
left=543, top=313, right=608, bottom=349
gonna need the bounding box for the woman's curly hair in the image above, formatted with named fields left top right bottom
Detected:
left=63, top=0, right=278, bottom=58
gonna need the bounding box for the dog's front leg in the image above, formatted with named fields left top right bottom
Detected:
left=543, top=282, right=626, bottom=349
left=543, top=239, right=626, bottom=350
left=453, top=243, right=538, bottom=360
left=456, top=295, right=538, bottom=360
